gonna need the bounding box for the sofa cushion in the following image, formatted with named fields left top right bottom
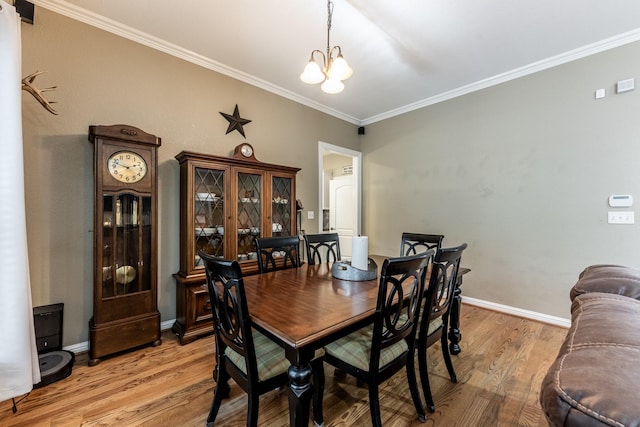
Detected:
left=540, top=292, right=640, bottom=426
left=570, top=264, right=640, bottom=301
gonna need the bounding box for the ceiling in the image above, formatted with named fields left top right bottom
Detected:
left=35, top=0, right=640, bottom=125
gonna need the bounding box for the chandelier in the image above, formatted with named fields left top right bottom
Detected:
left=300, top=0, right=352, bottom=94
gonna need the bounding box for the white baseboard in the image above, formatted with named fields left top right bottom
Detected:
left=63, top=319, right=177, bottom=354
left=462, top=296, right=571, bottom=328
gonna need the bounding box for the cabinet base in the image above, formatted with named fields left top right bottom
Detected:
left=89, top=312, right=161, bottom=366
left=172, top=319, right=213, bottom=345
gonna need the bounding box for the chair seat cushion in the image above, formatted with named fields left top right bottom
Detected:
left=324, top=325, right=408, bottom=371
left=400, top=308, right=443, bottom=337
left=225, top=329, right=324, bottom=381
left=424, top=317, right=443, bottom=336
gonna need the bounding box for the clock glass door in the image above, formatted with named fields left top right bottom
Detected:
left=102, top=193, right=151, bottom=298
left=272, top=176, right=293, bottom=236
left=194, top=167, right=225, bottom=269
left=237, top=171, right=262, bottom=263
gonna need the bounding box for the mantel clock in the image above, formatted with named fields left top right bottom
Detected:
left=88, top=124, right=162, bottom=366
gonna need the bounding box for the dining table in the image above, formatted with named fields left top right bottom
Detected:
left=240, top=255, right=386, bottom=427
left=236, top=253, right=469, bottom=426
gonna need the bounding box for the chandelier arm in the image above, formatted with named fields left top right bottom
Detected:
left=311, top=49, right=327, bottom=70
left=329, top=46, right=342, bottom=61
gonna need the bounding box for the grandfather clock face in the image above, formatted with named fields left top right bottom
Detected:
left=107, top=150, right=148, bottom=183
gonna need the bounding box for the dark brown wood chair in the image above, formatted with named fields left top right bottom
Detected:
left=199, top=251, right=324, bottom=426
left=323, top=251, right=433, bottom=426
left=303, top=232, right=341, bottom=264
left=254, top=235, right=301, bottom=273
left=415, top=243, right=467, bottom=413
left=400, top=232, right=444, bottom=256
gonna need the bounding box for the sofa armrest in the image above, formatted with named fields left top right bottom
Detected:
left=540, top=292, right=640, bottom=426
left=570, top=264, right=640, bottom=301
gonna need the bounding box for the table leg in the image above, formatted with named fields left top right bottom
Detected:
left=448, top=268, right=470, bottom=355
left=448, top=283, right=462, bottom=355
left=286, top=348, right=314, bottom=427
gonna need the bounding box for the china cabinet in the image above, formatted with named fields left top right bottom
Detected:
left=172, top=144, right=300, bottom=343
left=88, top=124, right=162, bottom=365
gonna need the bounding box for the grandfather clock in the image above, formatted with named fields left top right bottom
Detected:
left=88, top=124, right=161, bottom=366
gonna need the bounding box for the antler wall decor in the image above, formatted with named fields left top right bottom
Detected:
left=21, top=70, right=58, bottom=115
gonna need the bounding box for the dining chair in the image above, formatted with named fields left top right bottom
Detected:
left=323, top=251, right=434, bottom=426
left=254, top=235, right=301, bottom=273
left=199, top=251, right=324, bottom=427
left=304, top=232, right=341, bottom=264
left=400, top=232, right=444, bottom=256
left=415, top=243, right=468, bottom=413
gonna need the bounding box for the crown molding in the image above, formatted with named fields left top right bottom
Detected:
left=33, top=0, right=361, bottom=125
left=361, top=28, right=640, bottom=125
left=33, top=1, right=640, bottom=127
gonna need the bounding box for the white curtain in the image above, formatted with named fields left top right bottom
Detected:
left=0, top=0, right=41, bottom=401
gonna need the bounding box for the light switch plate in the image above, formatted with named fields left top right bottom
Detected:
left=608, top=211, right=634, bottom=224
left=307, top=210, right=314, bottom=220
left=616, top=78, right=635, bottom=94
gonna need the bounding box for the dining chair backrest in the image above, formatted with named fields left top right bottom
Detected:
left=415, top=242, right=467, bottom=413
left=254, top=235, right=301, bottom=273
left=199, top=251, right=259, bottom=383
left=199, top=250, right=325, bottom=426
left=400, top=232, right=444, bottom=257
left=322, top=250, right=435, bottom=426
left=304, top=232, right=341, bottom=265
left=372, top=251, right=433, bottom=370
left=422, top=243, right=467, bottom=330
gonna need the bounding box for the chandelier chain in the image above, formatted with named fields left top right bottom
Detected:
left=326, top=0, right=334, bottom=55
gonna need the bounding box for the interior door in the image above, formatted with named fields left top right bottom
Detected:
left=329, top=175, right=355, bottom=257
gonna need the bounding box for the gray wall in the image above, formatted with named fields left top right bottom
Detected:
left=20, top=9, right=360, bottom=346
left=362, top=41, right=640, bottom=318
left=20, top=8, right=640, bottom=345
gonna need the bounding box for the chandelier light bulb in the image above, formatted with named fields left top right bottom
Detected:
left=300, top=60, right=325, bottom=84
left=321, top=77, right=344, bottom=94
left=328, top=54, right=352, bottom=81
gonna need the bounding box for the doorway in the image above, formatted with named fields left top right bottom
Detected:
left=318, top=142, right=362, bottom=257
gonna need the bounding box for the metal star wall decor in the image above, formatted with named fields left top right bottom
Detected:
left=219, top=104, right=252, bottom=139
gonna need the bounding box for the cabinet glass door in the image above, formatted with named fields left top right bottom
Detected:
left=102, top=193, right=151, bottom=298
left=272, top=176, right=293, bottom=236
left=194, top=167, right=225, bottom=268
left=237, top=172, right=261, bottom=262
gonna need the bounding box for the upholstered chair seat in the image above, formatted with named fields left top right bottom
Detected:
left=225, top=329, right=324, bottom=382
left=324, top=325, right=409, bottom=371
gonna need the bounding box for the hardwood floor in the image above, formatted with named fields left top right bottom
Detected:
left=0, top=304, right=567, bottom=426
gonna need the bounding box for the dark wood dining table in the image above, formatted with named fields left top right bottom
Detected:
left=237, top=254, right=469, bottom=426
left=240, top=255, right=385, bottom=427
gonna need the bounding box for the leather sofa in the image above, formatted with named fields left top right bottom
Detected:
left=540, top=264, right=640, bottom=426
